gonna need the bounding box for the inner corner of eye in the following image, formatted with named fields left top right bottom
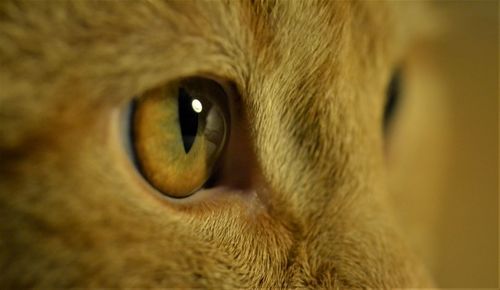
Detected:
left=126, top=77, right=231, bottom=198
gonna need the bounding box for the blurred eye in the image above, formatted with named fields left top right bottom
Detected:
left=131, top=78, right=230, bottom=198
left=383, top=69, right=403, bottom=131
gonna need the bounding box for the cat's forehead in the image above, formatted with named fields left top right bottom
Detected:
left=0, top=0, right=421, bottom=150
left=0, top=0, right=402, bottom=99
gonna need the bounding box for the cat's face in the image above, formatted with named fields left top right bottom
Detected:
left=0, top=0, right=432, bottom=287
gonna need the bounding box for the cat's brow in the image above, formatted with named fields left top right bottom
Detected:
left=0, top=0, right=426, bottom=151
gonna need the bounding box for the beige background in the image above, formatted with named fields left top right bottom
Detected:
left=388, top=0, right=498, bottom=287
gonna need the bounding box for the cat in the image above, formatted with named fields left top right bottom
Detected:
left=0, top=0, right=434, bottom=287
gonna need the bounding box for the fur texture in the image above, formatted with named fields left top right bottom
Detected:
left=0, top=0, right=432, bottom=287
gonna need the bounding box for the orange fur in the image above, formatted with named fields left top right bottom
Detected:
left=0, top=0, right=433, bottom=287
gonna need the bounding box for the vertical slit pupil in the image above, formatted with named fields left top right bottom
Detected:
left=178, top=88, right=199, bottom=153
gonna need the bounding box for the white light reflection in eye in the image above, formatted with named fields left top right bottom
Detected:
left=191, top=99, right=203, bottom=113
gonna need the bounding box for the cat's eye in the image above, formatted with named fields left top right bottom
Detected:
left=383, top=69, right=402, bottom=131
left=131, top=78, right=230, bottom=198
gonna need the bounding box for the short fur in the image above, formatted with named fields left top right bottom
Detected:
left=0, top=0, right=432, bottom=288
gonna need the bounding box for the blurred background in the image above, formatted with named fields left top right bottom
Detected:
left=388, top=0, right=498, bottom=287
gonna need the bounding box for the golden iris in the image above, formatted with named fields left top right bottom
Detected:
left=132, top=78, right=229, bottom=198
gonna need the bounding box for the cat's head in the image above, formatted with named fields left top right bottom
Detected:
left=0, top=1, right=433, bottom=287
